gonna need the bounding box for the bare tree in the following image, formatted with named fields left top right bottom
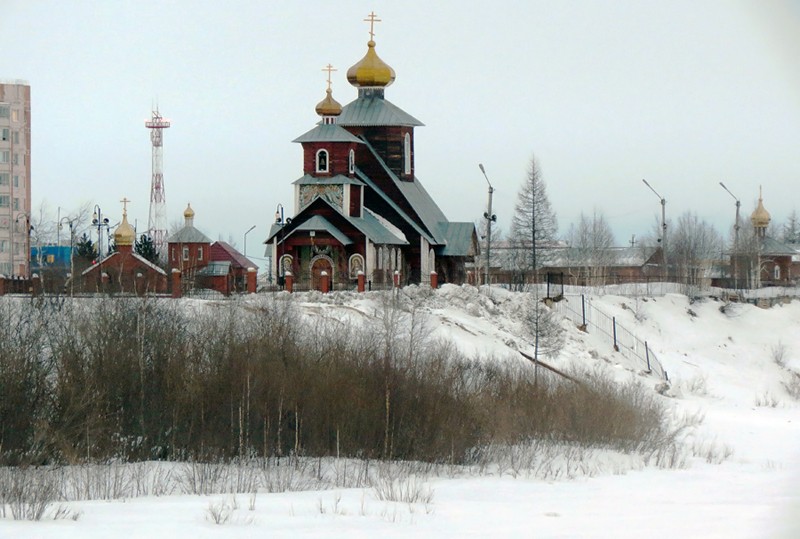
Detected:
left=508, top=156, right=558, bottom=287
left=566, top=209, right=616, bottom=285
left=670, top=211, right=722, bottom=288
left=782, top=209, right=800, bottom=245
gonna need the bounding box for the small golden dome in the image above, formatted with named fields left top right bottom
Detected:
left=184, top=203, right=195, bottom=219
left=751, top=193, right=771, bottom=228
left=347, top=40, right=395, bottom=88
left=315, top=88, right=342, bottom=116
left=114, top=211, right=135, bottom=247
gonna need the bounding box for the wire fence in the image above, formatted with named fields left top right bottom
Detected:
left=549, top=294, right=668, bottom=381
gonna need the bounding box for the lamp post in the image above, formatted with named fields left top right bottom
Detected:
left=274, top=204, right=285, bottom=287
left=642, top=179, right=667, bottom=280
left=92, top=205, right=111, bottom=258
left=13, top=212, right=32, bottom=279
left=719, top=182, right=741, bottom=289
left=478, top=164, right=496, bottom=287
left=244, top=225, right=256, bottom=259
left=59, top=216, right=76, bottom=295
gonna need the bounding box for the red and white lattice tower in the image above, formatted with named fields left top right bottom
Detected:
left=145, top=109, right=170, bottom=260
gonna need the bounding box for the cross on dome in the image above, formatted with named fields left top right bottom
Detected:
left=322, top=64, right=337, bottom=91
left=363, top=11, right=381, bottom=40
left=120, top=197, right=131, bottom=214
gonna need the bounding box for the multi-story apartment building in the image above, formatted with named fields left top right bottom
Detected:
left=0, top=81, right=31, bottom=277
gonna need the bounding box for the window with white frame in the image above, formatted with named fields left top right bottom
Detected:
left=1, top=128, right=7, bottom=141
left=348, top=149, right=355, bottom=174
left=774, top=265, right=781, bottom=280
left=0, top=105, right=8, bottom=118
left=403, top=133, right=411, bottom=175
left=0, top=151, right=8, bottom=163
left=198, top=246, right=203, bottom=260
left=12, top=153, right=18, bottom=165
left=0, top=173, right=8, bottom=186
left=13, top=198, right=19, bottom=210
left=182, top=246, right=190, bottom=261
left=0, top=240, right=6, bottom=252
left=0, top=196, right=8, bottom=208
left=12, top=175, right=18, bottom=187
left=13, top=131, right=19, bottom=144
left=316, top=149, right=329, bottom=173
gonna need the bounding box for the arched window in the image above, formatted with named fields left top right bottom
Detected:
left=774, top=265, right=781, bottom=280
left=348, top=149, right=355, bottom=174
left=348, top=254, right=364, bottom=279
left=316, top=149, right=329, bottom=173
left=403, top=133, right=411, bottom=175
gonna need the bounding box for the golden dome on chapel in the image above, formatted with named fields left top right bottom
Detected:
left=114, top=211, right=136, bottom=247
left=751, top=188, right=771, bottom=229
left=315, top=88, right=342, bottom=116
left=346, top=40, right=396, bottom=88
left=184, top=203, right=195, bottom=219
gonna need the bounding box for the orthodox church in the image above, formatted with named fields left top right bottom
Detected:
left=265, top=14, right=478, bottom=289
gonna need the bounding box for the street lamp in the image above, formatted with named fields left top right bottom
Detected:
left=243, top=225, right=256, bottom=259
left=478, top=164, right=496, bottom=287
left=12, top=212, right=32, bottom=279
left=274, top=204, right=286, bottom=287
left=59, top=216, right=76, bottom=295
left=92, top=205, right=111, bottom=258
left=719, top=181, right=741, bottom=289
left=642, top=179, right=668, bottom=280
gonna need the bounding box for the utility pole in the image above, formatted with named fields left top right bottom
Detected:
left=642, top=179, right=667, bottom=281
left=478, top=164, right=496, bottom=286
left=719, top=182, right=741, bottom=289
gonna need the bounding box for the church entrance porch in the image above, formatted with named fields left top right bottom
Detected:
left=310, top=255, right=334, bottom=291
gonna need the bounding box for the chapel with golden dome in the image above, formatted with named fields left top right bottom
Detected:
left=266, top=13, right=477, bottom=288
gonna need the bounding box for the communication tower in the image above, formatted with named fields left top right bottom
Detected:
left=145, top=109, right=170, bottom=260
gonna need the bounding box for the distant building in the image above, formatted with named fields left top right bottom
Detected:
left=167, top=204, right=257, bottom=295
left=0, top=80, right=31, bottom=278
left=81, top=204, right=167, bottom=294
left=264, top=19, right=478, bottom=290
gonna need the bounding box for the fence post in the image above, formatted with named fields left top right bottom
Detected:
left=612, top=316, right=619, bottom=351
left=320, top=271, right=329, bottom=293
left=285, top=271, right=293, bottom=293
left=580, top=294, right=587, bottom=330
left=645, top=341, right=652, bottom=372
left=430, top=271, right=438, bottom=289
left=357, top=271, right=365, bottom=293
left=247, top=267, right=257, bottom=294
left=171, top=269, right=182, bottom=299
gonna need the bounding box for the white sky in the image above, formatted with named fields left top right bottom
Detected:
left=2, top=0, right=800, bottom=259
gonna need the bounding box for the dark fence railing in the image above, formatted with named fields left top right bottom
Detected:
left=549, top=294, right=668, bottom=381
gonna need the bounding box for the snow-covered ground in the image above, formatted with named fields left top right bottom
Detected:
left=3, top=286, right=800, bottom=538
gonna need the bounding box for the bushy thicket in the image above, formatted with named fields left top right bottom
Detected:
left=0, top=293, right=672, bottom=466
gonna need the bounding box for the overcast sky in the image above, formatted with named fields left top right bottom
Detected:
left=3, top=0, right=800, bottom=260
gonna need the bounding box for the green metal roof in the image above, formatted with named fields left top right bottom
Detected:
left=289, top=215, right=353, bottom=246
left=437, top=222, right=477, bottom=257
left=292, top=174, right=365, bottom=186
left=761, top=237, right=798, bottom=256
left=292, top=123, right=364, bottom=144
left=338, top=96, right=423, bottom=127
left=167, top=225, right=211, bottom=244
left=196, top=260, right=231, bottom=277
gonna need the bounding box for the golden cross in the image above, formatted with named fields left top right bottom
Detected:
left=322, top=64, right=337, bottom=91
left=363, top=11, right=381, bottom=40
left=120, top=197, right=131, bottom=213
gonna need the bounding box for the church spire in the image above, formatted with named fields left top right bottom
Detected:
left=315, top=64, right=342, bottom=123
left=346, top=11, right=396, bottom=97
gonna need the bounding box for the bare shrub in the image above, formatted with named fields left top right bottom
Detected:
left=783, top=371, right=800, bottom=401
left=205, top=498, right=233, bottom=525
left=771, top=341, right=788, bottom=368
left=754, top=392, right=781, bottom=408
left=0, top=466, right=58, bottom=521
left=371, top=465, right=434, bottom=505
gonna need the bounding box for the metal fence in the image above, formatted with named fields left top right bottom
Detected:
left=549, top=294, right=668, bottom=381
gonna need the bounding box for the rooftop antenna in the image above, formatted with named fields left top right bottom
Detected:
left=145, top=108, right=171, bottom=261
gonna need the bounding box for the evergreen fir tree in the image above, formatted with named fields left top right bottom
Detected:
left=75, top=233, right=96, bottom=261
left=135, top=234, right=160, bottom=264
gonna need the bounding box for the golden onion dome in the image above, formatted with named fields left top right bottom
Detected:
left=315, top=88, right=342, bottom=116
left=346, top=40, right=395, bottom=88
left=114, top=211, right=136, bottom=247
left=751, top=193, right=771, bottom=228
left=184, top=203, right=195, bottom=219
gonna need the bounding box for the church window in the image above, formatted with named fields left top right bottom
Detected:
left=403, top=133, right=411, bottom=175
left=774, top=265, right=780, bottom=280
left=198, top=246, right=203, bottom=260
left=316, top=149, right=329, bottom=173
left=349, top=149, right=355, bottom=174
left=182, top=246, right=189, bottom=261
